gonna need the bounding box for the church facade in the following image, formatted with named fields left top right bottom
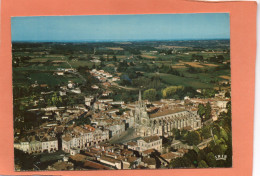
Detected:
left=133, top=91, right=202, bottom=137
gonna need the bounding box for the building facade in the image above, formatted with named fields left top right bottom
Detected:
left=134, top=91, right=202, bottom=137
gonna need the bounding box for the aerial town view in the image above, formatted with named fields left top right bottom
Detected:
left=12, top=14, right=231, bottom=171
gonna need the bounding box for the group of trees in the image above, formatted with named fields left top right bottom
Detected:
left=143, top=89, right=157, bottom=102
left=67, top=113, right=91, bottom=126
left=159, top=64, right=182, bottom=76
left=46, top=93, right=63, bottom=107
left=77, top=65, right=99, bottom=92
left=192, top=54, right=204, bottom=62
left=169, top=101, right=232, bottom=168
left=209, top=55, right=225, bottom=63
left=162, top=86, right=184, bottom=99
left=200, top=89, right=218, bottom=98
left=197, top=102, right=212, bottom=121
left=161, top=86, right=198, bottom=100
left=172, top=129, right=201, bottom=146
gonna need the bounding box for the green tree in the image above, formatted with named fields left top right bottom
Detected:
left=220, top=128, right=228, bottom=141
left=186, top=131, right=201, bottom=146
left=169, top=156, right=191, bottom=168
left=184, top=150, right=198, bottom=167
left=198, top=160, right=209, bottom=168
left=201, top=126, right=211, bottom=139
left=143, top=89, right=157, bottom=101
left=162, top=86, right=183, bottom=98
left=198, top=150, right=206, bottom=162
left=206, top=152, right=216, bottom=167
left=205, top=102, right=212, bottom=120
left=197, top=104, right=205, bottom=118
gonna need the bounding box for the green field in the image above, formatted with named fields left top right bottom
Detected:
left=145, top=73, right=212, bottom=89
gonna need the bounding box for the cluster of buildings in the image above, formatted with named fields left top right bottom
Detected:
left=14, top=131, right=58, bottom=154
left=62, top=125, right=109, bottom=155
left=90, top=69, right=120, bottom=83
left=15, top=74, right=231, bottom=170
left=59, top=80, right=82, bottom=96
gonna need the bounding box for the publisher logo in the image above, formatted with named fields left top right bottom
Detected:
left=215, top=155, right=227, bottom=161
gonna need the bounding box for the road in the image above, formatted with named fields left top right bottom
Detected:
left=111, top=82, right=138, bottom=91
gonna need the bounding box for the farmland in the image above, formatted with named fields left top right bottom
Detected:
left=12, top=40, right=230, bottom=102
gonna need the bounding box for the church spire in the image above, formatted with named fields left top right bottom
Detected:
left=139, top=90, right=142, bottom=102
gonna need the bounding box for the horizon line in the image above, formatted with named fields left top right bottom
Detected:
left=12, top=38, right=230, bottom=43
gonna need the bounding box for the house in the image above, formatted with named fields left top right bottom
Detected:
left=136, top=136, right=162, bottom=152
left=55, top=71, right=64, bottom=76
left=99, top=156, right=122, bottom=169
left=91, top=85, right=99, bottom=89
left=85, top=96, right=94, bottom=106
left=84, top=160, right=112, bottom=170
left=59, top=91, right=66, bottom=96
left=41, top=136, right=58, bottom=153
left=14, top=135, right=58, bottom=154
left=160, top=152, right=180, bottom=163
left=126, top=141, right=137, bottom=151
left=107, top=123, right=125, bottom=138
left=141, top=156, right=156, bottom=169
left=112, top=77, right=120, bottom=82
left=71, top=88, right=81, bottom=94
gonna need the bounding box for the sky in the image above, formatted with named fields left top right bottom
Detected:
left=11, top=13, right=230, bottom=42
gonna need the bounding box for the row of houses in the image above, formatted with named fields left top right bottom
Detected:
left=62, top=125, right=110, bottom=155
left=14, top=134, right=58, bottom=154
left=90, top=69, right=120, bottom=83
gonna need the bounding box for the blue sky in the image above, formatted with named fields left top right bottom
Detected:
left=11, top=13, right=230, bottom=42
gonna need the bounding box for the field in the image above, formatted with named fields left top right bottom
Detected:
left=12, top=40, right=230, bottom=95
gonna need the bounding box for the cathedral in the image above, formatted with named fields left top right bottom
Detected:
left=133, top=91, right=202, bottom=137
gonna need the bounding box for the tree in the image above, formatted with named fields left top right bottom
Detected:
left=162, top=86, right=183, bottom=98
left=201, top=126, right=211, bottom=139
left=169, top=156, right=191, bottom=168
left=197, top=104, right=205, bottom=118
left=113, top=55, right=117, bottom=62
left=184, top=150, right=198, bottom=167
left=205, top=102, right=212, bottom=120
left=202, top=89, right=216, bottom=98
left=198, top=160, right=209, bottom=168
left=143, top=89, right=157, bottom=101
left=186, top=131, right=201, bottom=146
left=225, top=91, right=231, bottom=98
left=91, top=64, right=96, bottom=69
left=220, top=128, right=228, bottom=141
left=206, top=152, right=216, bottom=167
left=198, top=150, right=206, bottom=162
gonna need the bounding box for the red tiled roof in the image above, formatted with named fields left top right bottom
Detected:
left=160, top=152, right=179, bottom=160
left=84, top=160, right=111, bottom=170
left=142, top=149, right=155, bottom=155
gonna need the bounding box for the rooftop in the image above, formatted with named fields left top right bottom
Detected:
left=149, top=108, right=184, bottom=118
left=140, top=136, right=160, bottom=143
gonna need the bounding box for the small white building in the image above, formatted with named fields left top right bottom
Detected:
left=71, top=88, right=81, bottom=94
left=85, top=96, right=94, bottom=106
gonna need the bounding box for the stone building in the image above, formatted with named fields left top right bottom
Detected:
left=14, top=135, right=58, bottom=153
left=136, top=136, right=162, bottom=152
left=134, top=91, right=202, bottom=137
left=62, top=126, right=109, bottom=154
